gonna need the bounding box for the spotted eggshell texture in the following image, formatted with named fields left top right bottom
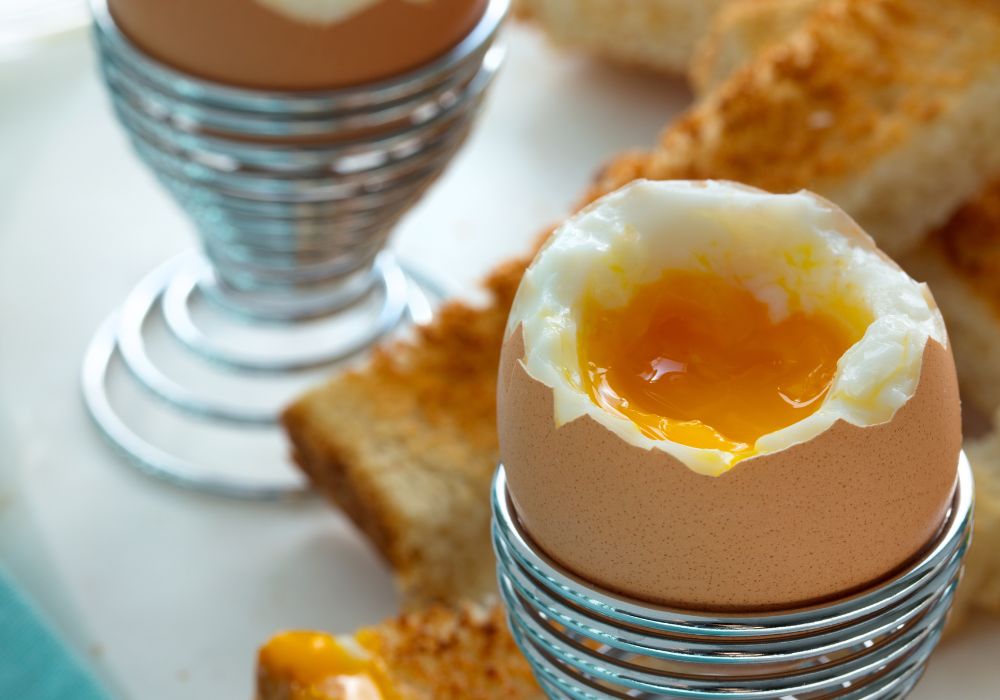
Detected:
left=497, top=326, right=961, bottom=610
left=109, top=0, right=486, bottom=90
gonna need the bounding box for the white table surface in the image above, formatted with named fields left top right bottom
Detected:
left=0, top=21, right=998, bottom=700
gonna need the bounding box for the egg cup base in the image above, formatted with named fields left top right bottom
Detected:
left=492, top=455, right=973, bottom=699
left=82, top=0, right=509, bottom=499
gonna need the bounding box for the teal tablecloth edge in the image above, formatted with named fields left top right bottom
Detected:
left=0, top=567, right=112, bottom=700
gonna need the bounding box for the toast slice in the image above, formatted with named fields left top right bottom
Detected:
left=256, top=603, right=542, bottom=700
left=689, top=0, right=826, bottom=95
left=515, top=0, right=735, bottom=76
left=284, top=259, right=529, bottom=607
left=285, top=0, right=1000, bottom=609
left=592, top=0, right=1000, bottom=258
left=900, top=182, right=1000, bottom=418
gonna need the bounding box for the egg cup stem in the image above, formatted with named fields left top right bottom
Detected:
left=492, top=456, right=973, bottom=699
left=80, top=0, right=510, bottom=499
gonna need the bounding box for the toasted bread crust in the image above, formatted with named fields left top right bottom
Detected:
left=257, top=604, right=543, bottom=700
left=597, top=0, right=1000, bottom=256
left=283, top=260, right=528, bottom=606
left=682, top=0, right=999, bottom=187
left=689, top=0, right=827, bottom=95
left=360, top=604, right=540, bottom=698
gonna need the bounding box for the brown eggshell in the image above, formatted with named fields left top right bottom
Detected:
left=497, top=325, right=962, bottom=611
left=109, top=0, right=486, bottom=90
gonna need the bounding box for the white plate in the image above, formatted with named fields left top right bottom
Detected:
left=0, top=0, right=88, bottom=51
left=0, top=22, right=997, bottom=700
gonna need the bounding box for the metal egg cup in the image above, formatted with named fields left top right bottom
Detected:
left=493, top=455, right=973, bottom=699
left=82, top=0, right=509, bottom=499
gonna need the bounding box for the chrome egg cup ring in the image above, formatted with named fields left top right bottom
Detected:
left=82, top=0, right=509, bottom=499
left=90, top=0, right=506, bottom=116
left=492, top=456, right=973, bottom=699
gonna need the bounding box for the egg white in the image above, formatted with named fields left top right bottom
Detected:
left=507, top=180, right=947, bottom=477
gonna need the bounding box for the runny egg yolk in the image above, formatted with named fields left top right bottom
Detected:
left=578, top=269, right=867, bottom=458
left=259, top=631, right=395, bottom=700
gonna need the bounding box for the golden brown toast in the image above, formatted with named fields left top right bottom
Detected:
left=689, top=0, right=826, bottom=95
left=284, top=259, right=529, bottom=607
left=256, top=603, right=543, bottom=700
left=901, top=182, right=1000, bottom=418
left=285, top=0, right=1000, bottom=610
left=515, top=0, right=735, bottom=76
left=594, top=0, right=1000, bottom=258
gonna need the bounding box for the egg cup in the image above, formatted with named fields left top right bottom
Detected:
left=493, top=456, right=973, bottom=699
left=82, top=0, right=509, bottom=499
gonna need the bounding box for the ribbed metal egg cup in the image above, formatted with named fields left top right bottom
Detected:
left=82, top=0, right=509, bottom=499
left=493, top=455, right=973, bottom=699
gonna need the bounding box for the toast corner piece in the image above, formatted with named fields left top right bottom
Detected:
left=282, top=257, right=531, bottom=608
left=361, top=603, right=542, bottom=699
left=281, top=384, right=400, bottom=569
left=256, top=603, right=544, bottom=700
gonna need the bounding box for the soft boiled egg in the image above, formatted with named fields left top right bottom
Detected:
left=108, top=0, right=486, bottom=90
left=497, top=180, right=962, bottom=610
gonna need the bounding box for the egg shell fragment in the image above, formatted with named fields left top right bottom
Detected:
left=497, top=325, right=961, bottom=610
left=109, top=0, right=486, bottom=90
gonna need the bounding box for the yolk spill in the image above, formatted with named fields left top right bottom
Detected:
left=259, top=631, right=394, bottom=700
left=578, top=269, right=866, bottom=458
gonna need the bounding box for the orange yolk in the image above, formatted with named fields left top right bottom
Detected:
left=578, top=269, right=866, bottom=458
left=259, top=631, right=395, bottom=700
